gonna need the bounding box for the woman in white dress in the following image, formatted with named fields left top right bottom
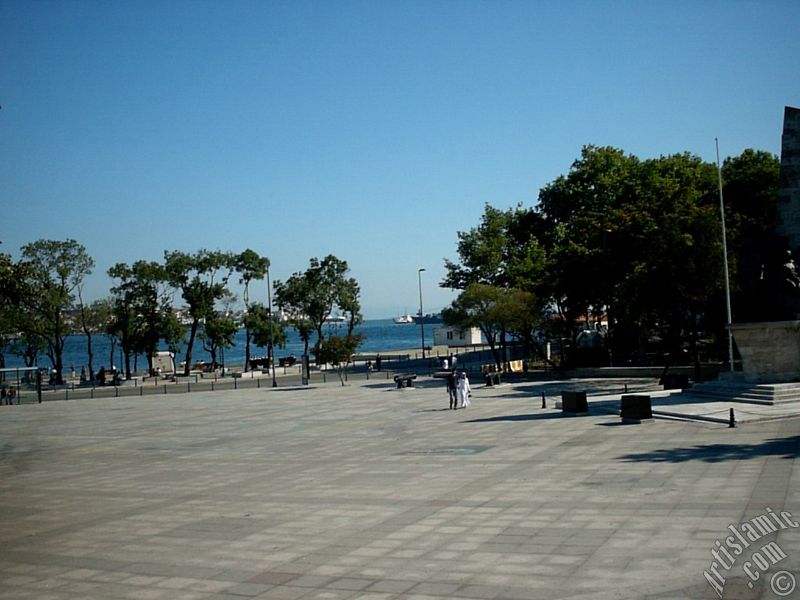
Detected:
left=457, top=371, right=471, bottom=408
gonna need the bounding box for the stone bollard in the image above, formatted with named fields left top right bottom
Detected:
left=620, top=395, right=653, bottom=423
left=561, top=391, right=588, bottom=414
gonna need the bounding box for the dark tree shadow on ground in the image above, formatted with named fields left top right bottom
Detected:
left=499, top=380, right=660, bottom=401
left=462, top=412, right=580, bottom=423
left=619, top=435, right=800, bottom=463
left=361, top=382, right=397, bottom=390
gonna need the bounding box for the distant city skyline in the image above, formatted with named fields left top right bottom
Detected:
left=1, top=1, right=797, bottom=318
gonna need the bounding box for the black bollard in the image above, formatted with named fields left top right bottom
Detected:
left=729, top=408, right=736, bottom=428
left=541, top=392, right=546, bottom=408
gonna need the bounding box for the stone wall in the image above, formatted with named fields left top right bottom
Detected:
left=730, top=321, right=800, bottom=383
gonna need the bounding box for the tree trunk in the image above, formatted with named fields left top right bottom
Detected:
left=54, top=334, right=65, bottom=385
left=184, top=320, right=199, bottom=376
left=500, top=328, right=508, bottom=371
left=23, top=345, right=37, bottom=368
left=244, top=327, right=252, bottom=371
left=209, top=346, right=218, bottom=370
left=53, top=307, right=66, bottom=384
left=86, top=332, right=94, bottom=383
left=486, top=338, right=502, bottom=370
left=109, top=337, right=116, bottom=373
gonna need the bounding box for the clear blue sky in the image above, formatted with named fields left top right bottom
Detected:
left=1, top=1, right=798, bottom=319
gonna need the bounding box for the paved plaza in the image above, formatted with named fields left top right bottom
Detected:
left=1, top=376, right=800, bottom=599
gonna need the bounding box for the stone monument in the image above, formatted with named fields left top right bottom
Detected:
left=729, top=106, right=800, bottom=385
left=775, top=106, right=800, bottom=253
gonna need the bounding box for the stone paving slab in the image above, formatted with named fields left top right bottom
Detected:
left=1, top=376, right=800, bottom=599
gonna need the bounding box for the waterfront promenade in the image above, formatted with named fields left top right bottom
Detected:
left=1, top=376, right=799, bottom=599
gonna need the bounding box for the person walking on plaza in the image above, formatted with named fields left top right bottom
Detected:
left=457, top=371, right=471, bottom=408
left=446, top=370, right=458, bottom=409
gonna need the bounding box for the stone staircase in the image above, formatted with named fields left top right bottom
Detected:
left=675, top=380, right=800, bottom=405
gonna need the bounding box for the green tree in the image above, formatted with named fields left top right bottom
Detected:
left=315, top=333, right=364, bottom=386
left=0, top=253, right=43, bottom=370
left=76, top=295, right=113, bottom=381
left=108, top=261, right=173, bottom=378
left=442, top=204, right=548, bottom=292
left=234, top=249, right=269, bottom=371
left=160, top=309, right=185, bottom=369
left=611, top=153, right=721, bottom=372
left=721, top=149, right=782, bottom=321
left=537, top=147, right=727, bottom=369
left=442, top=284, right=509, bottom=369
left=442, top=204, right=549, bottom=359
left=443, top=204, right=511, bottom=289
left=164, top=250, right=235, bottom=376
left=537, top=146, right=641, bottom=347
left=20, top=239, right=94, bottom=384
left=3, top=300, right=48, bottom=369
left=274, top=255, right=364, bottom=366
left=200, top=312, right=238, bottom=370
left=243, top=302, right=287, bottom=366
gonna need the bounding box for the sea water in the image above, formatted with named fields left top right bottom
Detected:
left=2, top=319, right=434, bottom=371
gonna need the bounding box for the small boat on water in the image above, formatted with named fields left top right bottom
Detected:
left=324, top=314, right=347, bottom=326
left=393, top=314, right=415, bottom=324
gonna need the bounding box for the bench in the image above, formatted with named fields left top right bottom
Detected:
left=394, top=374, right=417, bottom=388
left=249, top=357, right=272, bottom=369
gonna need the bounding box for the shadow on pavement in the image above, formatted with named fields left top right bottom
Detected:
left=618, top=435, right=800, bottom=463
left=266, top=386, right=320, bottom=393
left=500, top=380, right=660, bottom=401
left=362, top=383, right=397, bottom=390
left=462, top=412, right=575, bottom=423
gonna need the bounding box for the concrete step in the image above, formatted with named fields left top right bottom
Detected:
left=675, top=381, right=800, bottom=405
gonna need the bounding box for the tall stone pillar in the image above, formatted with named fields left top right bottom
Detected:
left=775, top=106, right=800, bottom=251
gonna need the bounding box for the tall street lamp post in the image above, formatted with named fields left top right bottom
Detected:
left=715, top=138, right=734, bottom=372
left=418, top=268, right=426, bottom=359
left=267, top=266, right=277, bottom=387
